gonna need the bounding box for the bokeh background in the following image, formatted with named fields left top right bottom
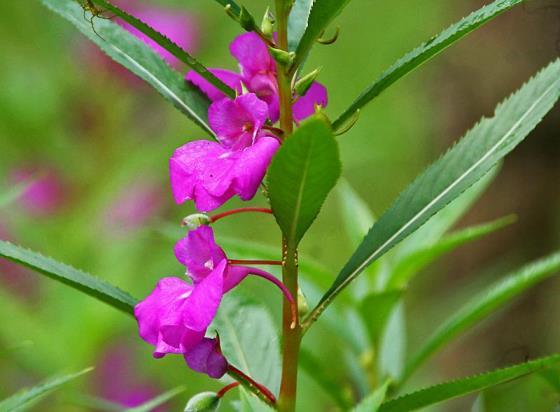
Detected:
left=0, top=0, right=559, bottom=410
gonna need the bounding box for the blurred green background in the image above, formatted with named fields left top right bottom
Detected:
left=0, top=0, right=559, bottom=410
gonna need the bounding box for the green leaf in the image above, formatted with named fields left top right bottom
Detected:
left=213, top=296, right=281, bottom=393
left=388, top=215, right=516, bottom=288
left=126, top=386, right=187, bottom=412
left=90, top=0, right=235, bottom=98
left=308, top=59, right=560, bottom=327
left=268, top=116, right=341, bottom=246
left=288, top=0, right=314, bottom=52
left=293, top=0, right=352, bottom=70
left=402, top=251, right=560, bottom=383
left=0, top=367, right=93, bottom=412
left=390, top=166, right=498, bottom=265
left=352, top=380, right=391, bottom=412
left=333, top=0, right=525, bottom=130
left=379, top=354, right=560, bottom=412
left=359, top=290, right=403, bottom=346
left=40, top=0, right=214, bottom=136
left=213, top=0, right=241, bottom=17
left=379, top=303, right=407, bottom=380
left=0, top=241, right=138, bottom=316
left=338, top=179, right=376, bottom=247
left=299, top=348, right=351, bottom=409
left=239, top=389, right=275, bottom=412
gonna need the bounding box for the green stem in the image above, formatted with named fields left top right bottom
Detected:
left=278, top=241, right=301, bottom=412
left=275, top=1, right=300, bottom=410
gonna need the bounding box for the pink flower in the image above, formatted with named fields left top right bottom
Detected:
left=170, top=94, right=280, bottom=212
left=208, top=93, right=270, bottom=150
left=186, top=32, right=327, bottom=123
left=135, top=226, right=294, bottom=378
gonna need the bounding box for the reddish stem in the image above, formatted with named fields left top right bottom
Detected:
left=228, top=365, right=277, bottom=405
left=245, top=267, right=298, bottom=330
left=217, top=382, right=241, bottom=398
left=229, top=259, right=282, bottom=266
left=209, top=207, right=273, bottom=223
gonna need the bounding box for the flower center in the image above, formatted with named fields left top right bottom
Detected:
left=242, top=122, right=253, bottom=132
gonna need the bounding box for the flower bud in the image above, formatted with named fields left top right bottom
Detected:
left=184, top=392, right=221, bottom=412
left=294, top=68, right=322, bottom=97
left=268, top=47, right=295, bottom=67
left=261, top=7, right=274, bottom=39
left=297, top=287, right=309, bottom=318
left=182, top=213, right=211, bottom=229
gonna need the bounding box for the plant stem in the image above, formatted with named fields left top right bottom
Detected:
left=278, top=242, right=301, bottom=412
left=209, top=207, right=273, bottom=223
left=275, top=1, right=300, bottom=411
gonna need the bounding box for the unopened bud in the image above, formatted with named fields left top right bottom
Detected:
left=294, top=68, right=321, bottom=97
left=269, top=47, right=295, bottom=67
left=297, top=287, right=309, bottom=318
left=261, top=7, right=274, bottom=38
left=184, top=392, right=220, bottom=412
left=182, top=213, right=210, bottom=229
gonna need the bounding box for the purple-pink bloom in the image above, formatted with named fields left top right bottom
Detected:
left=184, top=337, right=228, bottom=379
left=174, top=225, right=251, bottom=291
left=169, top=137, right=279, bottom=212
left=186, top=32, right=328, bottom=123
left=208, top=93, right=269, bottom=150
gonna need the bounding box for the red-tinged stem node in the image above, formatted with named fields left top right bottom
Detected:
left=209, top=207, right=273, bottom=223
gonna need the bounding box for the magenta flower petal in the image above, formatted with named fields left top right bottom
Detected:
left=135, top=277, right=195, bottom=356
left=293, top=82, right=328, bottom=123
left=230, top=32, right=275, bottom=76
left=170, top=140, right=237, bottom=211
left=170, top=136, right=279, bottom=212
left=223, top=265, right=252, bottom=292
left=174, top=226, right=226, bottom=283
left=232, top=136, right=280, bottom=200
left=208, top=93, right=269, bottom=149
left=181, top=260, right=226, bottom=331
left=186, top=69, right=243, bottom=102
left=245, top=74, right=280, bottom=122
left=184, top=338, right=228, bottom=379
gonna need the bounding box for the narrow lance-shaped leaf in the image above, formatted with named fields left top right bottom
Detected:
left=305, top=59, right=560, bottom=328
left=379, top=354, right=560, bottom=412
left=333, top=0, right=525, bottom=130
left=288, top=0, right=314, bottom=51
left=388, top=214, right=516, bottom=288
left=268, top=116, right=341, bottom=247
left=90, top=0, right=235, bottom=98
left=293, top=0, right=352, bottom=70
left=0, top=241, right=138, bottom=316
left=0, top=368, right=93, bottom=412
left=352, top=380, right=390, bottom=412
left=402, top=251, right=560, bottom=384
left=40, top=0, right=214, bottom=136
left=212, top=0, right=241, bottom=17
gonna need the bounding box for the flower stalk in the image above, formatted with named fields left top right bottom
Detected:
left=227, top=365, right=277, bottom=406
